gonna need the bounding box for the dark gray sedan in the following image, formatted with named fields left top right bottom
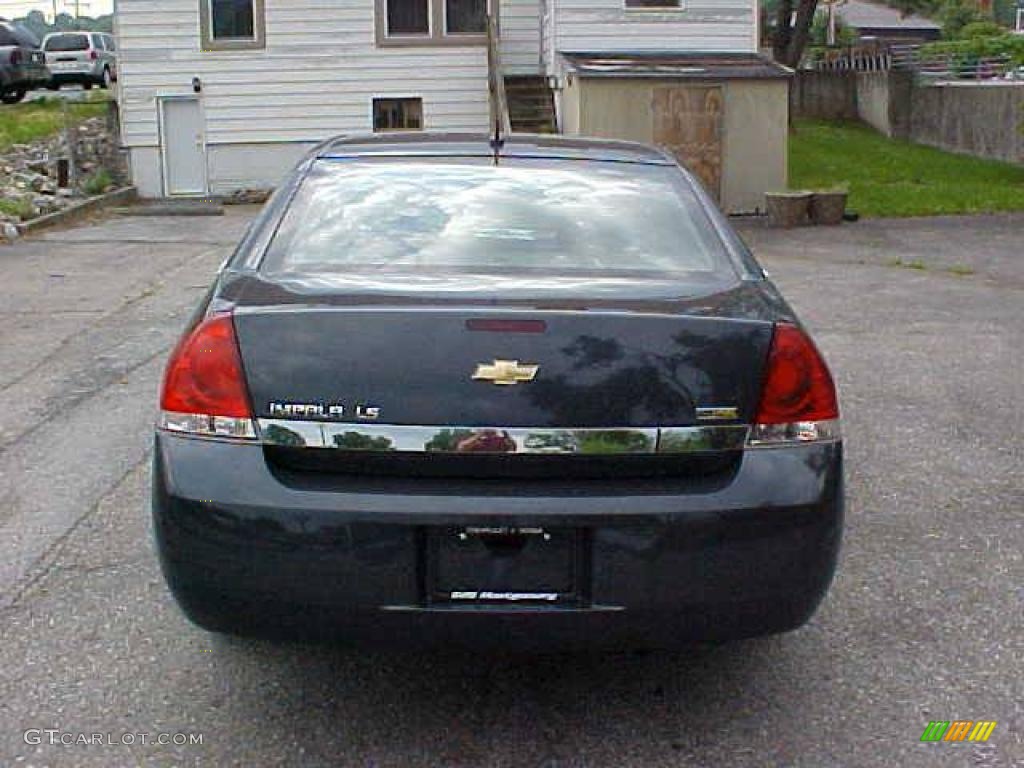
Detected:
left=0, top=21, right=49, bottom=104
left=153, top=134, right=843, bottom=650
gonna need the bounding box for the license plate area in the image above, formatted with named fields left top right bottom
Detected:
left=426, top=527, right=585, bottom=607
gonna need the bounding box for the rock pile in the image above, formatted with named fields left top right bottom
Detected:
left=0, top=116, right=125, bottom=234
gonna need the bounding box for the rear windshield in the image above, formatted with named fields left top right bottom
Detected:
left=0, top=24, right=39, bottom=47
left=44, top=34, right=89, bottom=51
left=263, top=159, right=734, bottom=278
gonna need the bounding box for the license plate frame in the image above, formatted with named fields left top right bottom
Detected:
left=425, top=526, right=586, bottom=607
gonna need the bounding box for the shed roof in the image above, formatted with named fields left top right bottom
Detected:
left=561, top=52, right=793, bottom=80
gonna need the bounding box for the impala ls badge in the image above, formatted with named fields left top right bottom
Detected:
left=268, top=402, right=380, bottom=420
left=472, top=359, right=539, bottom=386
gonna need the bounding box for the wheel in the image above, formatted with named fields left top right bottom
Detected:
left=1, top=88, right=26, bottom=104
left=83, top=81, right=92, bottom=91
left=100, top=67, right=111, bottom=89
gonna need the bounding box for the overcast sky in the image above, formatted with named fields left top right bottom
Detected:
left=0, top=0, right=114, bottom=18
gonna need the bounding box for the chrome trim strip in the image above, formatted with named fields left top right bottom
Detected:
left=256, top=420, right=751, bottom=454
left=160, top=410, right=257, bottom=440
left=746, top=418, right=842, bottom=448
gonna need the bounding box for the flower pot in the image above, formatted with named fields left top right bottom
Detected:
left=765, top=191, right=813, bottom=228
left=810, top=191, right=848, bottom=226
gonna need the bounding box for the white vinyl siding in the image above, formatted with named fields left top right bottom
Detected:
left=552, top=0, right=756, bottom=59
left=499, top=0, right=541, bottom=74
left=117, top=0, right=759, bottom=195
left=118, top=0, right=488, bottom=148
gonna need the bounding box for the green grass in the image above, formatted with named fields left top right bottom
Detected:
left=790, top=119, right=1024, bottom=218
left=0, top=94, right=110, bottom=153
left=890, top=258, right=928, bottom=270
left=0, top=197, right=34, bottom=219
left=946, top=264, right=976, bottom=276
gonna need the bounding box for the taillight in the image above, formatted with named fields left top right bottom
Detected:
left=159, top=313, right=255, bottom=439
left=748, top=323, right=840, bottom=446
left=10, top=49, right=22, bottom=65
left=89, top=49, right=98, bottom=60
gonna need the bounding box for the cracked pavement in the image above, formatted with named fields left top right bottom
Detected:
left=0, top=210, right=1021, bottom=767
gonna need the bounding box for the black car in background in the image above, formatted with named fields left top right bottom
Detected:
left=153, top=134, right=844, bottom=650
left=0, top=21, right=49, bottom=104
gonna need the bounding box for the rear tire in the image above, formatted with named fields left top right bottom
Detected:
left=100, top=67, right=111, bottom=89
left=1, top=88, right=26, bottom=104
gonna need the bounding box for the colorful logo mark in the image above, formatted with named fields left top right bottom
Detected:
left=920, top=721, right=997, bottom=742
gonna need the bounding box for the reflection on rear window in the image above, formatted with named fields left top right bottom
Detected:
left=264, top=160, right=730, bottom=277
left=44, top=34, right=89, bottom=51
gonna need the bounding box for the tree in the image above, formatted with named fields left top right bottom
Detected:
left=332, top=432, right=394, bottom=451
left=773, top=0, right=938, bottom=66
left=773, top=0, right=821, bottom=67
left=12, top=12, right=114, bottom=37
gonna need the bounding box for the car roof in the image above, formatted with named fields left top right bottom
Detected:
left=316, top=132, right=677, bottom=166
left=1, top=21, right=40, bottom=46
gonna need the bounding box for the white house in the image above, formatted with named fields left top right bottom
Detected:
left=115, top=0, right=789, bottom=212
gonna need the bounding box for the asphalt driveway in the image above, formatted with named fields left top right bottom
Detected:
left=0, top=210, right=1021, bottom=767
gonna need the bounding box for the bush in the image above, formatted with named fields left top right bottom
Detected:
left=0, top=197, right=35, bottom=221
left=958, top=21, right=1006, bottom=39
left=938, top=0, right=986, bottom=39
left=921, top=33, right=1024, bottom=65
left=82, top=168, right=114, bottom=196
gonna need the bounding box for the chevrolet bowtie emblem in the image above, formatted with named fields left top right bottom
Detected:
left=472, top=359, right=540, bottom=386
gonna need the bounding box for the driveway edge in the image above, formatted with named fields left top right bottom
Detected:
left=14, top=186, right=139, bottom=237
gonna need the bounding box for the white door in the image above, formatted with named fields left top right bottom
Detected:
left=160, top=97, right=207, bottom=196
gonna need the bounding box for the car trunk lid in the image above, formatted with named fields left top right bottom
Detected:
left=232, top=306, right=773, bottom=430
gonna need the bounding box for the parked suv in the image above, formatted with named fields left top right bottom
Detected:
left=0, top=21, right=49, bottom=104
left=42, top=31, right=116, bottom=90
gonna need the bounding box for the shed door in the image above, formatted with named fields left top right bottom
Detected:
left=160, top=97, right=207, bottom=196
left=652, top=86, right=723, bottom=202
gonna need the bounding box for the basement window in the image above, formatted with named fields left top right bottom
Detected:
left=373, top=98, right=424, bottom=132
left=625, top=0, right=682, bottom=8
left=200, top=0, right=266, bottom=51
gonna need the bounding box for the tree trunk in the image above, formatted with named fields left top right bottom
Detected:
left=773, top=0, right=820, bottom=68
left=773, top=0, right=794, bottom=64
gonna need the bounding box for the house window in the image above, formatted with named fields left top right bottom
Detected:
left=446, top=0, right=486, bottom=34
left=377, top=0, right=491, bottom=45
left=373, top=98, right=424, bottom=131
left=200, top=0, right=266, bottom=51
left=625, top=0, right=682, bottom=7
left=211, top=0, right=255, bottom=38
left=388, top=0, right=430, bottom=35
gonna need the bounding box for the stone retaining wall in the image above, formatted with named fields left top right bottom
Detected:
left=0, top=101, right=128, bottom=230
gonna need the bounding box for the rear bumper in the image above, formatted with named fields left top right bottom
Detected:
left=48, top=68, right=101, bottom=84
left=0, top=64, right=48, bottom=90
left=152, top=433, right=843, bottom=649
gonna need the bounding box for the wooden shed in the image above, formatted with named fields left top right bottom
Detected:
left=558, top=52, right=792, bottom=215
